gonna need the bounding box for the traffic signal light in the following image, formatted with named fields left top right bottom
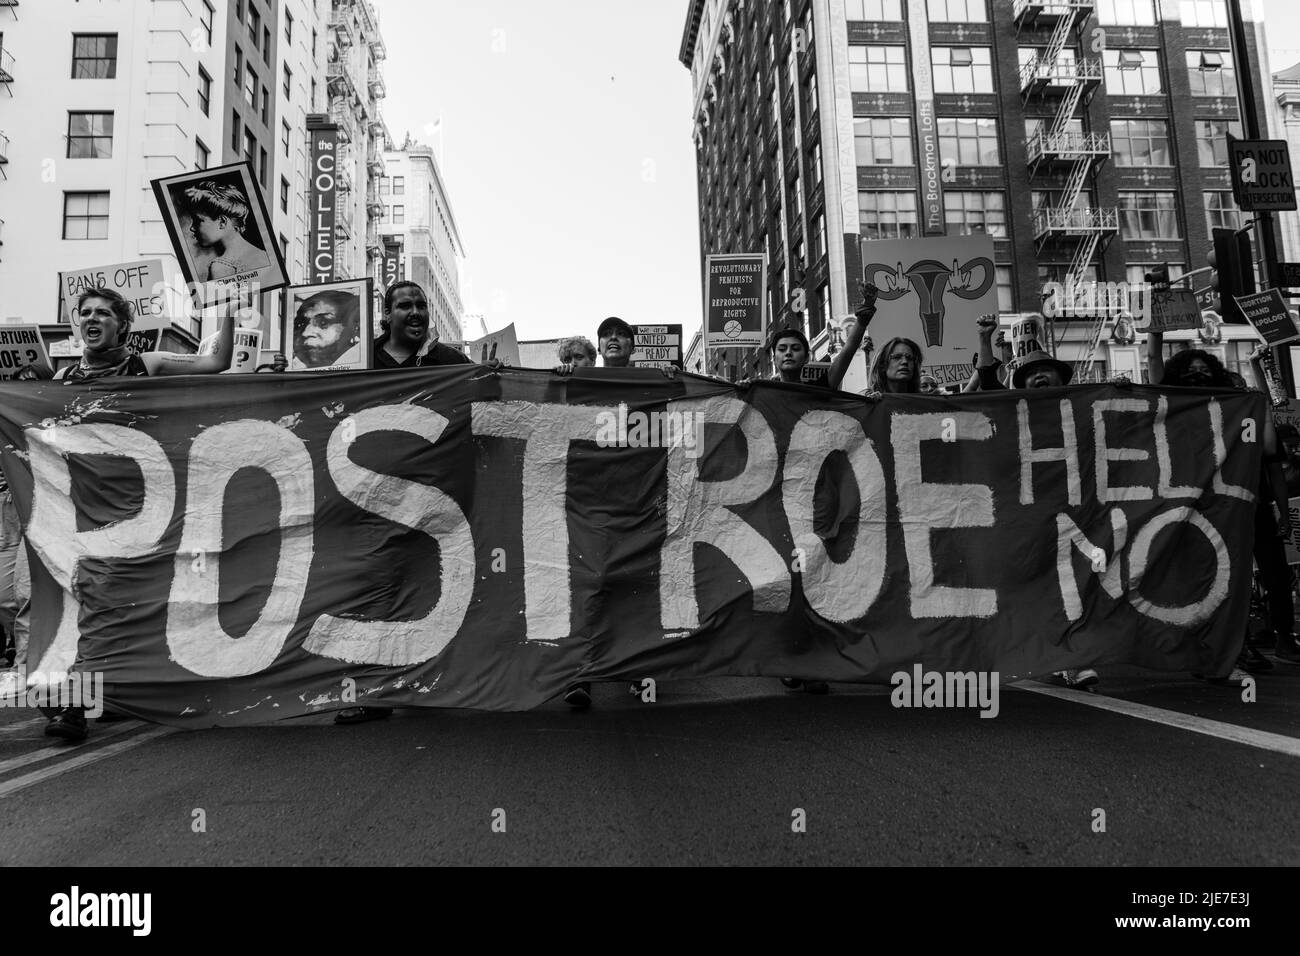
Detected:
left=1208, top=228, right=1255, bottom=322
left=1144, top=264, right=1170, bottom=290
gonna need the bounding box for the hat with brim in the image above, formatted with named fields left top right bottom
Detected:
left=597, top=317, right=634, bottom=340
left=1012, top=351, right=1074, bottom=389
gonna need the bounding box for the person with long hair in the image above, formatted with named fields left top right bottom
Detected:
left=865, top=336, right=924, bottom=397
left=374, top=280, right=473, bottom=369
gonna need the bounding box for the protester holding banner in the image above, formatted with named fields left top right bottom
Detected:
left=865, top=336, right=924, bottom=398
left=768, top=283, right=878, bottom=392
left=55, top=288, right=236, bottom=381
left=1246, top=344, right=1300, bottom=666
left=374, top=281, right=472, bottom=369
left=556, top=336, right=597, bottom=369
left=975, top=315, right=1072, bottom=392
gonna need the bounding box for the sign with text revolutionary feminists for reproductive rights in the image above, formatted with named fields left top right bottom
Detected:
left=0, top=370, right=1260, bottom=725
left=705, top=254, right=766, bottom=350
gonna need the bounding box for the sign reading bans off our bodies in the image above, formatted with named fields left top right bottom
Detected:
left=58, top=260, right=169, bottom=343
left=0, top=372, right=1259, bottom=724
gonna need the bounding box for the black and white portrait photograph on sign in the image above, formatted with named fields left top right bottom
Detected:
left=151, top=162, right=287, bottom=305
left=282, top=278, right=373, bottom=372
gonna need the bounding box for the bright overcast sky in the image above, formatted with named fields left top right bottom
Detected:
left=372, top=0, right=702, bottom=343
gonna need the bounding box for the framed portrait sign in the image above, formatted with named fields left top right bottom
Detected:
left=281, top=278, right=374, bottom=372
left=151, top=161, right=288, bottom=308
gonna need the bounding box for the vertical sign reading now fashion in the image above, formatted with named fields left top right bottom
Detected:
left=308, top=125, right=338, bottom=284
left=908, top=0, right=944, bottom=236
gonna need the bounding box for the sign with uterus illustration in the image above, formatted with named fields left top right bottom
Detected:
left=860, top=236, right=998, bottom=386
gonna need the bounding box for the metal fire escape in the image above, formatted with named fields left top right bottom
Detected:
left=1015, top=0, right=1117, bottom=379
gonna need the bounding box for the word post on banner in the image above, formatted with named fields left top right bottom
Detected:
left=0, top=373, right=1261, bottom=725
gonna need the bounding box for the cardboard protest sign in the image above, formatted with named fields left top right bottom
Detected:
left=631, top=324, right=684, bottom=370
left=200, top=327, right=264, bottom=374
left=152, top=161, right=288, bottom=307
left=861, top=235, right=996, bottom=385
left=466, top=323, right=520, bottom=367
left=1144, top=288, right=1202, bottom=333
left=0, top=325, right=52, bottom=380
left=800, top=361, right=831, bottom=388
left=1236, top=289, right=1300, bottom=347
left=58, top=260, right=168, bottom=343
left=706, top=254, right=766, bottom=350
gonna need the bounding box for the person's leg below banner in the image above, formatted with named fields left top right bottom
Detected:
left=1255, top=502, right=1299, bottom=666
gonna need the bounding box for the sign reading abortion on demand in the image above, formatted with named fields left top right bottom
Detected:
left=0, top=372, right=1259, bottom=725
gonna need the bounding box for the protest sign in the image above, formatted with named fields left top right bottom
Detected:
left=1144, top=288, right=1202, bottom=333
left=466, top=323, right=520, bottom=367
left=282, top=278, right=373, bottom=372
left=58, top=260, right=168, bottom=343
left=705, top=254, right=766, bottom=350
left=1009, top=315, right=1047, bottom=363
left=861, top=235, right=996, bottom=385
left=152, top=161, right=288, bottom=307
left=0, top=325, right=52, bottom=380
left=800, top=362, right=831, bottom=388
left=200, top=328, right=264, bottom=374
left=1235, top=288, right=1300, bottom=347
left=0, top=373, right=1258, bottom=724
left=631, top=324, right=684, bottom=370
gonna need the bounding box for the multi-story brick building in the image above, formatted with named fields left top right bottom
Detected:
left=680, top=0, right=1281, bottom=385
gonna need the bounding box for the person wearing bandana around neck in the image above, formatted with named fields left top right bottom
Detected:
left=43, top=287, right=236, bottom=742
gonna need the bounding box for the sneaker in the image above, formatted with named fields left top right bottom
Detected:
left=1274, top=635, right=1300, bottom=664
left=1238, top=644, right=1274, bottom=673
left=563, top=683, right=591, bottom=709
left=1057, top=669, right=1099, bottom=689
left=44, top=707, right=88, bottom=742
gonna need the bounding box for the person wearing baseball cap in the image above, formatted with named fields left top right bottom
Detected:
left=596, top=316, right=635, bottom=369
left=974, top=315, right=1073, bottom=391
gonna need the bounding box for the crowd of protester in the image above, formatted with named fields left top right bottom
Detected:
left=0, top=278, right=1296, bottom=738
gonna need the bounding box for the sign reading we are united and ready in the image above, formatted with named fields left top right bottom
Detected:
left=631, top=324, right=683, bottom=369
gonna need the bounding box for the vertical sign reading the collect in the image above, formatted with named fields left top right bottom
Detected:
left=309, top=123, right=338, bottom=284
left=705, top=254, right=766, bottom=350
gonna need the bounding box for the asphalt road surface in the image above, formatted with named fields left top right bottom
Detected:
left=0, top=664, right=1296, bottom=866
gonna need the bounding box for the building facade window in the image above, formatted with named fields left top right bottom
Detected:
left=855, top=117, right=913, bottom=165
left=247, top=3, right=260, bottom=43
left=196, top=138, right=209, bottom=171
left=244, top=129, right=256, bottom=166
left=284, top=64, right=293, bottom=100
left=198, top=66, right=212, bottom=115
left=282, top=119, right=291, bottom=156
left=813, top=212, right=827, bottom=262
left=848, top=45, right=908, bottom=93
left=1204, top=191, right=1243, bottom=231
left=938, top=117, right=1000, bottom=166
left=846, top=0, right=902, bottom=18
left=1180, top=0, right=1227, bottom=27
left=67, top=112, right=114, bottom=158
left=927, top=0, right=987, bottom=22
left=1110, top=119, right=1171, bottom=165
left=859, top=191, right=919, bottom=240
left=393, top=176, right=405, bottom=196
left=944, top=191, right=1007, bottom=237
left=995, top=265, right=1014, bottom=313
left=1103, top=49, right=1162, bottom=94
left=1118, top=191, right=1180, bottom=239
left=72, top=34, right=118, bottom=79
left=285, top=10, right=294, bottom=45
left=63, top=191, right=110, bottom=239
left=231, top=110, right=241, bottom=151
left=1097, top=0, right=1157, bottom=25
left=931, top=47, right=993, bottom=94
left=393, top=205, right=405, bottom=225
left=245, top=65, right=257, bottom=109
left=261, top=87, right=269, bottom=123
left=1186, top=50, right=1235, bottom=96
left=234, top=46, right=242, bottom=86
left=1195, top=120, right=1242, bottom=166
left=280, top=176, right=289, bottom=213
left=259, top=146, right=268, bottom=187
left=263, top=26, right=271, bottom=65
left=200, top=0, right=215, bottom=47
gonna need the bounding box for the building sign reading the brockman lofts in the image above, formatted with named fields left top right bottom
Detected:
left=308, top=124, right=338, bottom=283
left=909, top=0, right=945, bottom=236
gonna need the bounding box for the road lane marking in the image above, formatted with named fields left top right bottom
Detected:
left=0, top=726, right=173, bottom=798
left=1016, top=683, right=1300, bottom=758
left=0, top=721, right=151, bottom=777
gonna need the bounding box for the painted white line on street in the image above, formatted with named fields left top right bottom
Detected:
left=0, top=721, right=150, bottom=777
left=1016, top=683, right=1300, bottom=759
left=0, top=726, right=172, bottom=799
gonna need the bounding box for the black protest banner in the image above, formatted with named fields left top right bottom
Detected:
left=0, top=371, right=1260, bottom=724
